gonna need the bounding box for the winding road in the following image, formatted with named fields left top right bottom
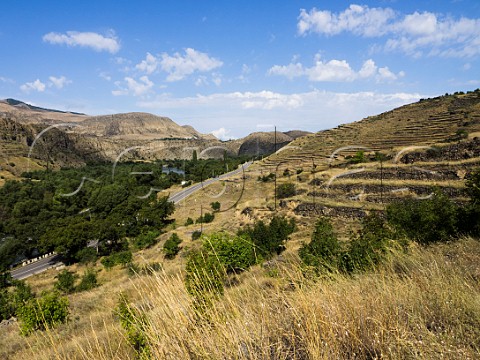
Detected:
left=11, top=254, right=63, bottom=280
left=168, top=161, right=252, bottom=204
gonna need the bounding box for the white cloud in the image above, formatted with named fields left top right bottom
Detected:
left=377, top=67, right=398, bottom=81
left=20, top=79, right=46, bottom=93
left=0, top=76, right=14, bottom=84
left=211, top=127, right=233, bottom=140
left=298, top=5, right=395, bottom=37
left=306, top=59, right=356, bottom=81
left=137, top=90, right=423, bottom=138
left=269, top=57, right=402, bottom=83
left=49, top=76, right=71, bottom=89
left=268, top=63, right=304, bottom=79
left=298, top=5, right=480, bottom=58
left=112, top=76, right=154, bottom=96
left=43, top=30, right=120, bottom=53
left=159, top=48, right=223, bottom=81
left=136, top=52, right=158, bottom=74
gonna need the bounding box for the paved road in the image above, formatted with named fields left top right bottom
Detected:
left=11, top=254, right=63, bottom=280
left=169, top=161, right=252, bottom=204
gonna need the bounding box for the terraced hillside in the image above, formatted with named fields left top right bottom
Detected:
left=249, top=91, right=480, bottom=220
left=265, top=91, right=480, bottom=169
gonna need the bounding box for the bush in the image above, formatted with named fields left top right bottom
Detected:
left=277, top=182, right=296, bottom=199
left=387, top=192, right=458, bottom=244
left=192, top=230, right=202, bottom=240
left=163, top=233, right=182, bottom=259
left=185, top=217, right=194, bottom=226
left=258, top=173, right=275, bottom=182
left=116, top=294, right=150, bottom=358
left=75, top=247, right=97, bottom=264
left=342, top=214, right=393, bottom=273
left=133, top=230, right=160, bottom=250
left=76, top=269, right=98, bottom=292
left=54, top=270, right=77, bottom=294
left=238, top=216, right=296, bottom=259
left=0, top=281, right=34, bottom=321
left=18, top=292, right=69, bottom=335
left=203, top=233, right=259, bottom=273
left=101, top=251, right=133, bottom=269
left=210, top=201, right=221, bottom=212
left=197, top=212, right=215, bottom=224
left=299, top=218, right=341, bottom=273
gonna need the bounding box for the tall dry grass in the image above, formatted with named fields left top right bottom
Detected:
left=8, top=238, right=480, bottom=359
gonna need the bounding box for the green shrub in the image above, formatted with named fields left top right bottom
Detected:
left=192, top=230, right=202, bottom=240
left=238, top=216, right=296, bottom=259
left=75, top=247, right=97, bottom=264
left=258, top=173, right=275, bottom=182
left=54, top=270, right=77, bottom=294
left=185, top=217, right=194, bottom=226
left=210, top=201, right=221, bottom=212
left=203, top=233, right=259, bottom=273
left=18, top=292, right=69, bottom=335
left=101, top=250, right=133, bottom=269
left=299, top=218, right=341, bottom=273
left=387, top=192, right=458, bottom=244
left=163, top=233, right=182, bottom=259
left=76, top=269, right=98, bottom=292
left=348, top=150, right=366, bottom=164
left=277, top=182, right=296, bottom=199
left=342, top=214, right=394, bottom=273
left=116, top=294, right=151, bottom=358
left=133, top=230, right=160, bottom=250
left=196, top=212, right=215, bottom=224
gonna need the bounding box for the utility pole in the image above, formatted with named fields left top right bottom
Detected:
left=274, top=126, right=277, bottom=153
left=200, top=204, right=203, bottom=234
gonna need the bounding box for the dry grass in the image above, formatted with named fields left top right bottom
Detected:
left=3, top=238, right=479, bottom=359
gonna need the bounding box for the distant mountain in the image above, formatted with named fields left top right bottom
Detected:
left=2, top=98, right=85, bottom=115
left=77, top=112, right=210, bottom=140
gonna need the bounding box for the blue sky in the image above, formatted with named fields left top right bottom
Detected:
left=1, top=1, right=479, bottom=139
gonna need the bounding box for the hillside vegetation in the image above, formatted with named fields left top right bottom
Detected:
left=1, top=91, right=480, bottom=359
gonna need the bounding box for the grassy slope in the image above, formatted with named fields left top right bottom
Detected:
left=1, top=238, right=479, bottom=359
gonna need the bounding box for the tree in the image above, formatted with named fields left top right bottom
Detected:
left=210, top=201, right=221, bottom=212
left=54, top=270, right=77, bottom=294
left=387, top=191, right=458, bottom=244
left=163, top=233, right=182, bottom=259
left=17, top=292, right=69, bottom=335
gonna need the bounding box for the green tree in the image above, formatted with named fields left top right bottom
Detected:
left=76, top=269, right=98, bottom=292
left=54, top=270, right=77, bottom=294
left=17, top=292, right=69, bottom=335
left=203, top=232, right=258, bottom=273
left=387, top=192, right=458, bottom=244
left=210, top=201, right=221, bottom=212
left=163, top=233, right=182, bottom=259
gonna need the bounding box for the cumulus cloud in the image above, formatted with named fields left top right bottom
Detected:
left=135, top=48, right=223, bottom=82
left=49, top=76, right=71, bottom=89
left=20, top=79, right=46, bottom=93
left=211, top=127, right=234, bottom=140
left=135, top=52, right=158, bottom=74
left=298, top=5, right=480, bottom=58
left=112, top=76, right=154, bottom=96
left=269, top=57, right=402, bottom=82
left=43, top=30, right=120, bottom=53
left=298, top=4, right=395, bottom=37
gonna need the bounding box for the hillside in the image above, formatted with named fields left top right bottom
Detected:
left=266, top=91, right=480, bottom=168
